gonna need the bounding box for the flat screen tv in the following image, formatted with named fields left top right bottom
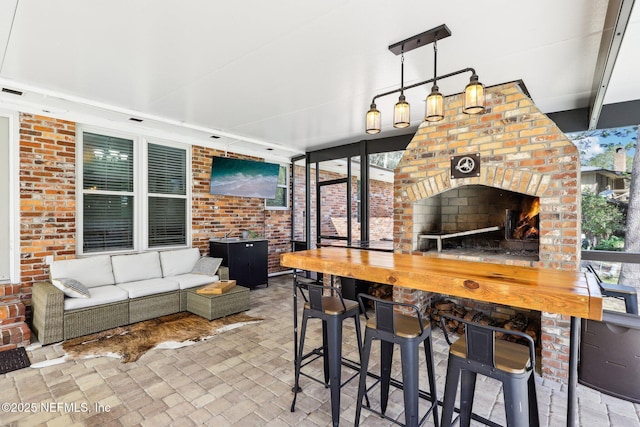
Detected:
left=209, top=156, right=280, bottom=199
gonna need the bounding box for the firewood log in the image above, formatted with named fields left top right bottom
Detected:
left=525, top=322, right=538, bottom=342
left=435, top=300, right=455, bottom=311
left=464, top=310, right=478, bottom=322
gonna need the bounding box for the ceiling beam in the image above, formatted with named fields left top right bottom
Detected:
left=549, top=99, right=640, bottom=133
left=588, top=0, right=636, bottom=130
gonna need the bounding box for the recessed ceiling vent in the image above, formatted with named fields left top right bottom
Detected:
left=210, top=135, right=220, bottom=139
left=2, top=87, right=23, bottom=96
left=128, top=117, right=143, bottom=123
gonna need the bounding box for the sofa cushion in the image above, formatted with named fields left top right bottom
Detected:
left=116, top=278, right=180, bottom=299
left=172, top=273, right=220, bottom=290
left=64, top=285, right=129, bottom=311
left=160, top=248, right=201, bottom=277
left=50, top=255, right=115, bottom=288
left=51, top=278, right=90, bottom=298
left=111, top=252, right=163, bottom=284
left=191, top=257, right=223, bottom=276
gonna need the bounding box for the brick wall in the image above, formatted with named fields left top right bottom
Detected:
left=191, top=146, right=291, bottom=273
left=370, top=177, right=394, bottom=218
left=19, top=114, right=77, bottom=310
left=12, top=114, right=292, bottom=331
left=394, top=82, right=581, bottom=383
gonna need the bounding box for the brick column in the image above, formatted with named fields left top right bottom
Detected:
left=0, top=297, right=31, bottom=351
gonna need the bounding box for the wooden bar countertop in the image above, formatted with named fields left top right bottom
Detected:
left=281, top=247, right=603, bottom=321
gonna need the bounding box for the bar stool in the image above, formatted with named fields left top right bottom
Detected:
left=354, top=294, right=439, bottom=427
left=439, top=314, right=539, bottom=427
left=291, top=282, right=364, bottom=427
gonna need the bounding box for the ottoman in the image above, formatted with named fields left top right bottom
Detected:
left=186, top=286, right=250, bottom=320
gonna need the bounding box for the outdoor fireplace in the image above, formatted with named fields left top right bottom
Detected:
left=393, top=82, right=581, bottom=383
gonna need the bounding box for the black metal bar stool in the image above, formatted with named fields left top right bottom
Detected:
left=291, top=282, right=364, bottom=427
left=354, top=294, right=439, bottom=427
left=439, top=314, right=539, bottom=427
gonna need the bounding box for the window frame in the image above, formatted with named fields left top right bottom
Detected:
left=265, top=163, right=290, bottom=210
left=0, top=110, right=19, bottom=284
left=77, top=126, right=192, bottom=255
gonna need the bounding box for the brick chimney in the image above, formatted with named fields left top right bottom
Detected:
left=393, top=81, right=581, bottom=383
left=614, top=146, right=627, bottom=172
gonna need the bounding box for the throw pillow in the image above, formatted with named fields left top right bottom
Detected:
left=191, top=257, right=223, bottom=276
left=51, top=278, right=91, bottom=298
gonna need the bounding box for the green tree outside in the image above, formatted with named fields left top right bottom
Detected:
left=581, top=191, right=624, bottom=250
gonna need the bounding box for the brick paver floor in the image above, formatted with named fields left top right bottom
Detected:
left=1, top=275, right=639, bottom=426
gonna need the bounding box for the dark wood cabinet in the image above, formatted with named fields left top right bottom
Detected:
left=209, top=239, right=268, bottom=289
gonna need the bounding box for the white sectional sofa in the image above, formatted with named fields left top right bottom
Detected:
left=32, top=248, right=228, bottom=345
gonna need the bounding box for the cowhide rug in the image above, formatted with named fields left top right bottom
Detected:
left=31, top=312, right=262, bottom=367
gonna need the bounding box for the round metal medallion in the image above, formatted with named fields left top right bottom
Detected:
left=455, top=156, right=476, bottom=174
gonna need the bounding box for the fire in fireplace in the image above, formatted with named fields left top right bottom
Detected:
left=506, top=198, right=540, bottom=240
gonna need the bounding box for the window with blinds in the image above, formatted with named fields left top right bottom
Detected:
left=80, top=130, right=189, bottom=254
left=148, top=143, right=187, bottom=247
left=82, top=133, right=135, bottom=252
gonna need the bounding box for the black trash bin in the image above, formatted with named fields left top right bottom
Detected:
left=579, top=310, right=640, bottom=403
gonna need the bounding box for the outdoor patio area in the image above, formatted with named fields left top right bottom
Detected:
left=2, top=275, right=639, bottom=427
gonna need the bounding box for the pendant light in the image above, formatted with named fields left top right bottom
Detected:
left=393, top=51, right=410, bottom=128
left=463, top=72, right=485, bottom=114
left=425, top=39, right=444, bottom=122
left=364, top=24, right=486, bottom=134
left=366, top=103, right=381, bottom=134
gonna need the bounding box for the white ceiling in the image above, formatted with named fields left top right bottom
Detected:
left=0, top=0, right=638, bottom=163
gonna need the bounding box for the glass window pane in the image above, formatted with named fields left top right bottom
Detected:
left=83, top=132, right=133, bottom=192
left=277, top=165, right=286, bottom=185
left=148, top=197, right=186, bottom=247
left=292, top=158, right=306, bottom=242
left=369, top=151, right=400, bottom=244
left=148, top=143, right=186, bottom=195
left=319, top=182, right=347, bottom=240
left=351, top=156, right=361, bottom=242
left=266, top=187, right=286, bottom=207
left=83, top=194, right=134, bottom=252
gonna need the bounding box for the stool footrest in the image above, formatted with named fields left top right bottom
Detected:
left=358, top=398, right=435, bottom=427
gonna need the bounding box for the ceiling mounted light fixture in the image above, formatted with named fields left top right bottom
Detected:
left=365, top=24, right=485, bottom=134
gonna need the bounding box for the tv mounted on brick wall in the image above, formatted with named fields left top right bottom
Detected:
left=209, top=156, right=280, bottom=199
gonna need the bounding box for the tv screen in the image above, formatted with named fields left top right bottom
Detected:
left=209, top=156, right=280, bottom=199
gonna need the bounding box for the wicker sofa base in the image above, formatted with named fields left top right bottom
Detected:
left=186, top=286, right=250, bottom=320
left=64, top=300, right=130, bottom=341
left=129, top=291, right=181, bottom=324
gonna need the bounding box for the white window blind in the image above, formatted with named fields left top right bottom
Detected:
left=79, top=129, right=190, bottom=255
left=147, top=143, right=187, bottom=247
left=82, top=133, right=134, bottom=252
